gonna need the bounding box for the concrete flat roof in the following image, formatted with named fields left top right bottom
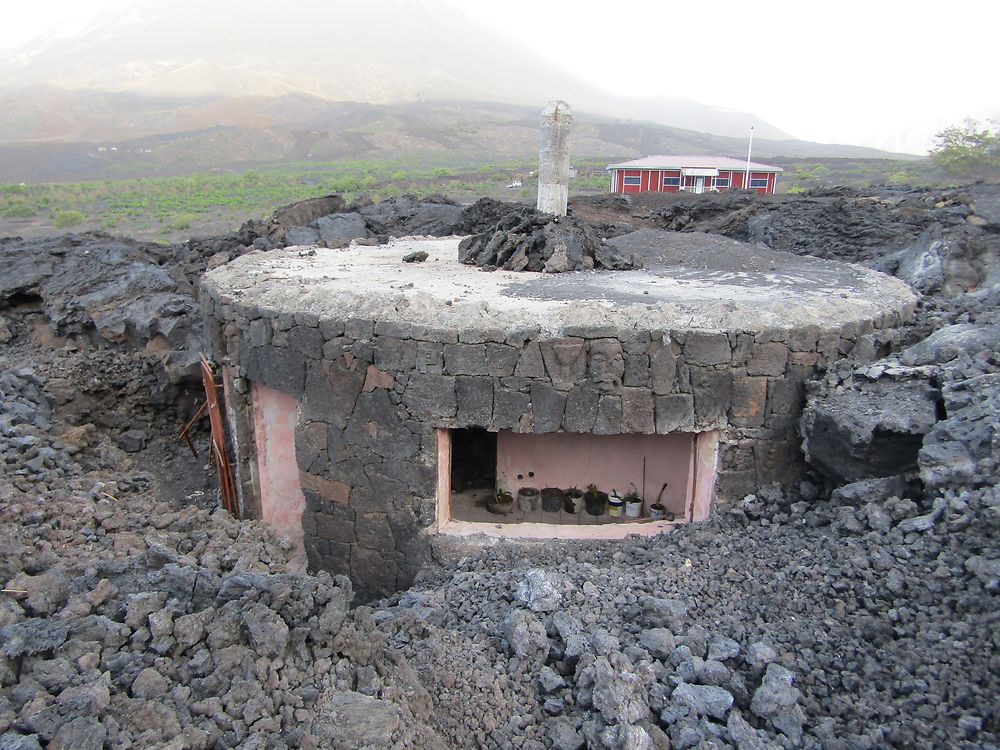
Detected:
left=205, top=232, right=916, bottom=336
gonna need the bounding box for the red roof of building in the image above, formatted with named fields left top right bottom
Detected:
left=607, top=155, right=783, bottom=172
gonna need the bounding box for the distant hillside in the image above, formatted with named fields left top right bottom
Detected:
left=0, top=0, right=791, bottom=141
left=0, top=94, right=915, bottom=184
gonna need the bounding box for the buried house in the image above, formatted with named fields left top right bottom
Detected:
left=200, top=227, right=916, bottom=600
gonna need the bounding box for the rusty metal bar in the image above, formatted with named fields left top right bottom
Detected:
left=199, top=354, right=237, bottom=516
left=178, top=400, right=208, bottom=458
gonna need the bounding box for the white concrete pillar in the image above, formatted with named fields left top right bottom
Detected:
left=536, top=100, right=572, bottom=216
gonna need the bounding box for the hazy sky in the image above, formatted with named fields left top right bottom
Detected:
left=2, top=0, right=997, bottom=153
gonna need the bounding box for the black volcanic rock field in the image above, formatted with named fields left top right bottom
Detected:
left=0, top=185, right=998, bottom=749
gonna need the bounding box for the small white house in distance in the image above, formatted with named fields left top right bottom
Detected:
left=608, top=155, right=783, bottom=195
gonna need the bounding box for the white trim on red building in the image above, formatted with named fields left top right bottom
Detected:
left=607, top=155, right=783, bottom=195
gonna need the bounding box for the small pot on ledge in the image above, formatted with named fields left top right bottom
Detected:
left=488, top=490, right=514, bottom=515
left=649, top=482, right=674, bottom=521
left=608, top=490, right=624, bottom=518
left=624, top=490, right=643, bottom=519
left=648, top=503, right=675, bottom=521
left=517, top=486, right=540, bottom=512
left=541, top=487, right=565, bottom=513
left=564, top=487, right=584, bottom=514
left=583, top=484, right=608, bottom=516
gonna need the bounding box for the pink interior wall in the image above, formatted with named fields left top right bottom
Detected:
left=251, top=382, right=306, bottom=570
left=496, top=431, right=695, bottom=517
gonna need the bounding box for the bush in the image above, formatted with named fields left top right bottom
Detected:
left=168, top=212, right=197, bottom=231
left=930, top=117, right=999, bottom=175
left=0, top=199, right=37, bottom=218
left=52, top=210, right=87, bottom=229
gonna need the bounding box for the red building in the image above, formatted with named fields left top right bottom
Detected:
left=607, top=155, right=783, bottom=195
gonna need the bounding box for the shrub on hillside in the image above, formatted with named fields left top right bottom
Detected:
left=52, top=210, right=87, bottom=229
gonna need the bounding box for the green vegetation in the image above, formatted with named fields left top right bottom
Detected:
left=167, top=212, right=197, bottom=231
left=0, top=184, right=38, bottom=218
left=929, top=117, right=1000, bottom=175
left=0, top=151, right=977, bottom=242
left=774, top=157, right=940, bottom=192
left=1, top=200, right=37, bottom=219
left=0, top=156, right=586, bottom=242
left=783, top=164, right=830, bottom=183
left=570, top=174, right=611, bottom=191
left=52, top=209, right=87, bottom=228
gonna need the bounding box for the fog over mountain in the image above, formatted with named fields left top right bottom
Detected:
left=0, top=0, right=792, bottom=141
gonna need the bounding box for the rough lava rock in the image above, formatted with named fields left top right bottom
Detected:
left=876, top=222, right=985, bottom=295
left=514, top=568, right=564, bottom=612
left=800, top=377, right=941, bottom=482
left=502, top=609, right=550, bottom=662
left=750, top=663, right=806, bottom=744
left=458, top=203, right=638, bottom=272
left=2, top=183, right=1000, bottom=750
left=919, top=372, right=1000, bottom=490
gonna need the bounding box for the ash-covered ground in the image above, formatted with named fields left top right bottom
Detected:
left=0, top=185, right=997, bottom=750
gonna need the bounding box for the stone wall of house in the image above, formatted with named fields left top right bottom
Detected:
left=202, top=287, right=907, bottom=599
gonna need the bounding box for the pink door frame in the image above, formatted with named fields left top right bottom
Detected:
left=251, top=382, right=307, bottom=570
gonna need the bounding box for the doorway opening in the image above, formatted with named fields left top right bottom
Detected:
left=450, top=427, right=497, bottom=494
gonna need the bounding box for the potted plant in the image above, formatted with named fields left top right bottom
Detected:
left=648, top=503, right=667, bottom=520
left=649, top=482, right=671, bottom=520
left=541, top=487, right=565, bottom=513
left=487, top=490, right=514, bottom=515
left=517, top=486, right=540, bottom=512
left=624, top=484, right=643, bottom=519
left=583, top=483, right=608, bottom=516
left=608, top=488, right=624, bottom=518
left=565, top=486, right=583, bottom=514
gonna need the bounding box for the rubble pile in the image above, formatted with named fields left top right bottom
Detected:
left=0, top=183, right=998, bottom=748
left=457, top=202, right=639, bottom=272
left=238, top=194, right=495, bottom=251
left=0, top=229, right=264, bottom=415
left=243, top=193, right=641, bottom=273
left=375, top=472, right=1000, bottom=749
left=0, top=348, right=441, bottom=749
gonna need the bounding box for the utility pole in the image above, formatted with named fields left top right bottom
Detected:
left=744, top=125, right=754, bottom=191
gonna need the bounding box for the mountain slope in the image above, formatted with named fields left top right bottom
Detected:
left=0, top=96, right=916, bottom=184
left=0, top=0, right=790, bottom=141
